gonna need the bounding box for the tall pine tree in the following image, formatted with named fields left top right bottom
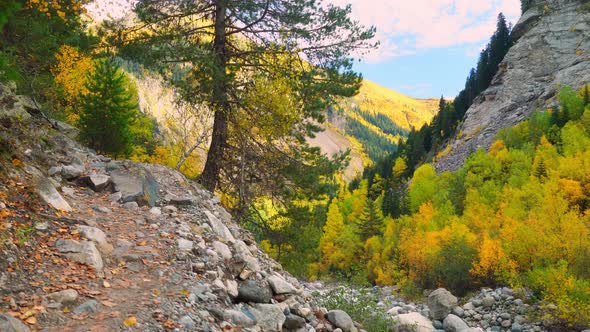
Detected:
left=78, top=59, right=138, bottom=157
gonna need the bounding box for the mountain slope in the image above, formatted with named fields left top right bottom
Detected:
left=309, top=80, right=438, bottom=179
left=435, top=0, right=590, bottom=172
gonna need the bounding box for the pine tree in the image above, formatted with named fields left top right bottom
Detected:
left=534, top=158, right=548, bottom=180
left=126, top=0, right=376, bottom=192
left=356, top=199, right=384, bottom=241
left=78, top=58, right=138, bottom=157
left=583, top=85, right=590, bottom=107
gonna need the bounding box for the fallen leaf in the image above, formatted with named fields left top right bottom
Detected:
left=123, top=316, right=137, bottom=327
left=25, top=316, right=37, bottom=325
left=100, top=300, right=117, bottom=308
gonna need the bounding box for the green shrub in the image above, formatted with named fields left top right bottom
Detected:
left=319, top=287, right=392, bottom=332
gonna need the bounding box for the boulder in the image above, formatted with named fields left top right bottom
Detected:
left=442, top=314, right=468, bottom=332
left=268, top=274, right=297, bottom=295
left=109, top=164, right=158, bottom=207
left=205, top=210, right=235, bottom=242
left=237, top=280, right=272, bottom=304
left=37, top=177, right=72, bottom=212
left=0, top=314, right=31, bottom=332
left=428, top=288, right=458, bottom=320
left=392, top=312, right=434, bottom=332
left=55, top=239, right=103, bottom=272
left=61, top=164, right=84, bottom=180
left=82, top=174, right=112, bottom=192
left=326, top=310, right=357, bottom=332
left=77, top=225, right=113, bottom=255
left=248, top=304, right=286, bottom=332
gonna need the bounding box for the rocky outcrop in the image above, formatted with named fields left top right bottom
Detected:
left=436, top=0, right=590, bottom=172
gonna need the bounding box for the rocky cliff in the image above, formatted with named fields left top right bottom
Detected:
left=435, top=0, right=590, bottom=172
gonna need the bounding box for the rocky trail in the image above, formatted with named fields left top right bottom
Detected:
left=0, top=82, right=578, bottom=332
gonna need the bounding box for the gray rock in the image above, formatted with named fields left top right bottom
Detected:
left=452, top=306, right=464, bottom=318
left=237, top=280, right=272, bottom=304
left=77, top=225, right=113, bottom=255
left=268, top=274, right=297, bottom=295
left=428, top=288, right=458, bottom=320
left=92, top=205, right=111, bottom=214
left=178, top=315, right=196, bottom=329
left=213, top=241, right=232, bottom=260
left=435, top=0, right=590, bottom=173
left=326, top=310, right=357, bottom=332
left=162, top=205, right=178, bottom=213
left=512, top=323, right=523, bottom=332
left=61, top=164, right=84, bottom=180
left=482, top=296, right=495, bottom=308
left=37, top=177, right=72, bottom=212
left=178, top=238, right=194, bottom=251
left=0, top=313, right=31, bottom=332
left=149, top=207, right=161, bottom=216
left=226, top=279, right=239, bottom=298
left=284, top=314, right=306, bottom=329
left=501, top=320, right=512, bottom=328
left=442, top=314, right=468, bottom=332
left=123, top=201, right=139, bottom=209
left=248, top=304, right=286, bottom=332
left=392, top=312, right=435, bottom=332
left=110, top=165, right=158, bottom=207
left=205, top=210, right=235, bottom=242
left=82, top=174, right=111, bottom=192
left=72, top=300, right=100, bottom=314
left=55, top=239, right=103, bottom=272
left=46, top=289, right=79, bottom=305
left=49, top=166, right=62, bottom=176
left=223, top=309, right=257, bottom=327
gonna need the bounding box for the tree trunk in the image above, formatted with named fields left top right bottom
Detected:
left=200, top=0, right=229, bottom=192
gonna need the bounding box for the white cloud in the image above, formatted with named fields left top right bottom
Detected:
left=328, top=0, right=520, bottom=62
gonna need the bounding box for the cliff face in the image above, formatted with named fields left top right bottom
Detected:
left=435, top=0, right=590, bottom=172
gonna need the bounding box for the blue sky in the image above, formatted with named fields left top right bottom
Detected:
left=329, top=0, right=522, bottom=98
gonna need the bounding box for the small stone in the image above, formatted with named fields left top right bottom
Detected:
left=122, top=201, right=139, bottom=209
left=284, top=314, right=306, bottom=329
left=226, top=279, right=239, bottom=298
left=178, top=238, right=194, bottom=251
left=213, top=241, right=232, bottom=260
left=55, top=239, right=103, bottom=272
left=48, top=166, right=62, bottom=176
left=162, top=205, right=177, bottom=213
left=46, top=289, right=79, bottom=305
left=178, top=315, right=195, bottom=329
left=149, top=207, right=161, bottom=216
left=482, top=296, right=495, bottom=308
left=502, top=320, right=512, bottom=328
left=72, top=300, right=100, bottom=314
left=452, top=306, right=464, bottom=317
left=92, top=205, right=111, bottom=214
left=35, top=222, right=49, bottom=231
left=109, top=191, right=122, bottom=202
